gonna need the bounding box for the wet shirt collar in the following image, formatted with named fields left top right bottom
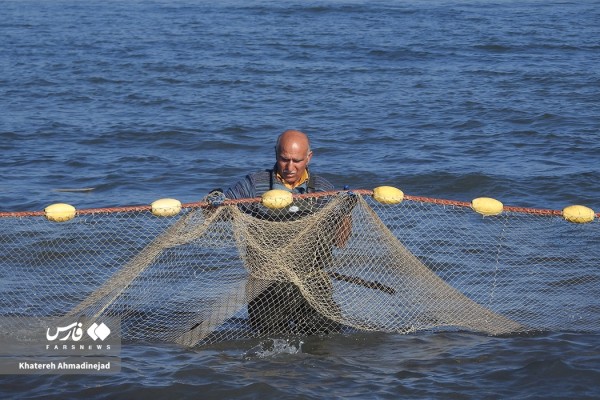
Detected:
left=275, top=169, right=309, bottom=190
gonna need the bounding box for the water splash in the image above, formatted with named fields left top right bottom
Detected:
left=243, top=338, right=304, bottom=359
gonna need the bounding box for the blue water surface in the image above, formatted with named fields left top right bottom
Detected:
left=1, top=0, right=599, bottom=398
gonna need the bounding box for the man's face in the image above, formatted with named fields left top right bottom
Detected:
left=275, top=140, right=313, bottom=186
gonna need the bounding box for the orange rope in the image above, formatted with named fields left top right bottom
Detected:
left=0, top=190, right=597, bottom=219
left=0, top=210, right=46, bottom=218
left=503, top=205, right=563, bottom=217
left=404, top=195, right=472, bottom=208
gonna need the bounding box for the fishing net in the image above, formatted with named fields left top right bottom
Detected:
left=0, top=189, right=598, bottom=347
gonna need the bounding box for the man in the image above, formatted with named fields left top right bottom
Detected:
left=226, top=129, right=329, bottom=201
left=225, top=129, right=352, bottom=335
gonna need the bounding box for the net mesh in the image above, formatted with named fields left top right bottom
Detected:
left=1, top=191, right=598, bottom=347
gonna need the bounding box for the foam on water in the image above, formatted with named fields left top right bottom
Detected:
left=243, top=338, right=305, bottom=359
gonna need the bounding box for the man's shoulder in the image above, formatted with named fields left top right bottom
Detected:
left=246, top=169, right=271, bottom=180
left=225, top=169, right=271, bottom=199
left=226, top=168, right=335, bottom=198
left=245, top=169, right=272, bottom=189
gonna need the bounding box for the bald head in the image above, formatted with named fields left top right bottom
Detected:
left=274, top=130, right=313, bottom=187
left=275, top=130, right=311, bottom=154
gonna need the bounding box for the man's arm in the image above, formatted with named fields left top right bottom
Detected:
left=335, top=215, right=352, bottom=248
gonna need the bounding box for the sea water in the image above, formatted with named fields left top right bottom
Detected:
left=1, top=0, right=599, bottom=398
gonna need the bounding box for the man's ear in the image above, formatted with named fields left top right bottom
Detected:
left=307, top=150, right=313, bottom=164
